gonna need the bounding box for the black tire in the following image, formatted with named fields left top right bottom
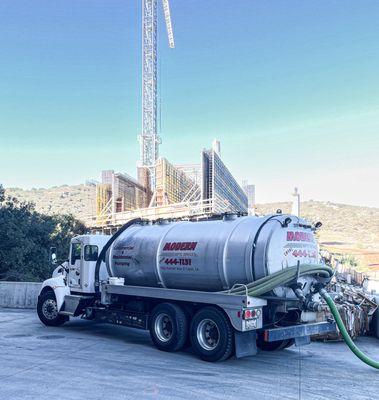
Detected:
left=181, top=305, right=195, bottom=349
left=190, top=307, right=234, bottom=362
left=282, top=339, right=295, bottom=349
left=37, top=291, right=68, bottom=327
left=257, top=334, right=294, bottom=351
left=149, top=303, right=188, bottom=352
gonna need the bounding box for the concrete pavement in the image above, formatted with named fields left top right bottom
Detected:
left=0, top=308, right=378, bottom=400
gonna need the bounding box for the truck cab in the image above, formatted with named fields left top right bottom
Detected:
left=67, top=234, right=110, bottom=294
left=38, top=234, right=110, bottom=323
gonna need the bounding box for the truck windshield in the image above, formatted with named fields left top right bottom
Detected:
left=84, top=245, right=98, bottom=261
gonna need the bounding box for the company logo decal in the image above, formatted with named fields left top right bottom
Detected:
left=163, top=242, right=197, bottom=251
left=286, top=231, right=314, bottom=243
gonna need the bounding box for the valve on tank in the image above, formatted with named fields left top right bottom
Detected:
left=291, top=283, right=324, bottom=312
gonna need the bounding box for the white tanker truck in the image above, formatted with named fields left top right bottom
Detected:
left=37, top=214, right=337, bottom=362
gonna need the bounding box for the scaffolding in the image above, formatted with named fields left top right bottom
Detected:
left=96, top=183, right=112, bottom=225
left=175, top=163, right=201, bottom=186
left=201, top=149, right=248, bottom=214
left=155, top=158, right=200, bottom=206
left=96, top=170, right=150, bottom=221
left=92, top=144, right=248, bottom=230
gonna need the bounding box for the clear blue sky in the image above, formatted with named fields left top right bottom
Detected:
left=0, top=0, right=378, bottom=206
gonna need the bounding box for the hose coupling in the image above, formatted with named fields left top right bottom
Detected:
left=293, top=287, right=306, bottom=302
left=305, top=300, right=323, bottom=312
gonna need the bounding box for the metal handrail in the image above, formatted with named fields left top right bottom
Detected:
left=83, top=197, right=242, bottom=228
left=228, top=283, right=249, bottom=297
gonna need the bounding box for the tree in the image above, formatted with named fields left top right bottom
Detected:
left=50, top=214, right=86, bottom=264
left=0, top=184, right=4, bottom=202
left=0, top=184, right=86, bottom=281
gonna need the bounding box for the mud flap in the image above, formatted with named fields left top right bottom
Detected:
left=235, top=330, right=257, bottom=358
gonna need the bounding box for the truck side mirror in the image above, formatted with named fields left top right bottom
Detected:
left=49, top=247, right=57, bottom=265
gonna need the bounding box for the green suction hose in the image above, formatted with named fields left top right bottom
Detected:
left=225, top=263, right=334, bottom=297
left=319, top=288, right=379, bottom=370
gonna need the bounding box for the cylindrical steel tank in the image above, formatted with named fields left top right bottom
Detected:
left=106, top=214, right=320, bottom=296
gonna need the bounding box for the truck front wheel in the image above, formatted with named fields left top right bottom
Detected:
left=37, top=291, right=68, bottom=327
left=149, top=303, right=188, bottom=352
left=190, top=307, right=234, bottom=362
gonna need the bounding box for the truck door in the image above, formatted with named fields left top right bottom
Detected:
left=68, top=241, right=82, bottom=289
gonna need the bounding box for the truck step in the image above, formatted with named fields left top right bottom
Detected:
left=59, top=311, right=75, bottom=316
left=61, top=294, right=93, bottom=315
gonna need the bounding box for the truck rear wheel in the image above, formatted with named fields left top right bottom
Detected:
left=37, top=291, right=68, bottom=327
left=190, top=307, right=234, bottom=362
left=149, top=303, right=188, bottom=352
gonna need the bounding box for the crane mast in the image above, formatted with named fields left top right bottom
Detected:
left=139, top=0, right=174, bottom=191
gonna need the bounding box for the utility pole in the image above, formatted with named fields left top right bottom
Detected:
left=292, top=187, right=300, bottom=217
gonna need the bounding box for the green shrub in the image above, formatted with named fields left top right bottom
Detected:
left=0, top=184, right=86, bottom=282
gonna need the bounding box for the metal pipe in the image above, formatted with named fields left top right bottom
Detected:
left=94, top=218, right=143, bottom=294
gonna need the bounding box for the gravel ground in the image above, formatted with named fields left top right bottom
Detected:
left=0, top=308, right=378, bottom=400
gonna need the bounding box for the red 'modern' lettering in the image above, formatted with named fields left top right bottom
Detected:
left=286, top=231, right=313, bottom=243
left=287, top=231, right=294, bottom=241
left=163, top=242, right=197, bottom=251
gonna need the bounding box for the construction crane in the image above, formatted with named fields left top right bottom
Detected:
left=139, top=0, right=175, bottom=192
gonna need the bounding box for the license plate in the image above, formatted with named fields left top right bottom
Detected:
left=245, top=319, right=257, bottom=329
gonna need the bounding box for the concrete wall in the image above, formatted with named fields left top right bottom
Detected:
left=0, top=282, right=41, bottom=309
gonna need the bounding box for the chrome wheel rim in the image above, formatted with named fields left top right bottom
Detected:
left=42, top=299, right=58, bottom=320
left=154, top=313, right=173, bottom=342
left=197, top=319, right=220, bottom=351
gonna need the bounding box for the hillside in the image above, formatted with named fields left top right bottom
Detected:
left=4, top=185, right=379, bottom=270
left=6, top=185, right=96, bottom=220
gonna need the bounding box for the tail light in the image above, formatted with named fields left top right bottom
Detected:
left=243, top=309, right=260, bottom=320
